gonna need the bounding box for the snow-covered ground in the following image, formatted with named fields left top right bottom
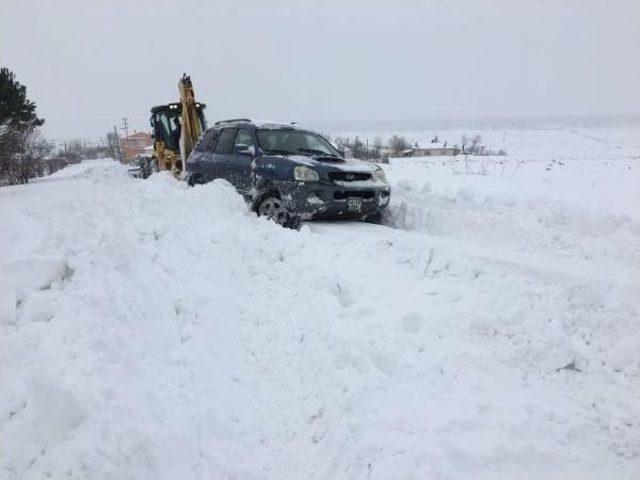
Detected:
left=1, top=125, right=639, bottom=479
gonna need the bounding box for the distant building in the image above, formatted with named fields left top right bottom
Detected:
left=413, top=144, right=459, bottom=156
left=120, top=132, right=153, bottom=161
left=401, top=148, right=415, bottom=157
left=400, top=141, right=459, bottom=157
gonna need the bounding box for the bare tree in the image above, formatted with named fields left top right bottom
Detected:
left=0, top=127, right=52, bottom=184
left=352, top=135, right=366, bottom=159
left=469, top=134, right=483, bottom=154
left=389, top=134, right=410, bottom=156
left=461, top=135, right=469, bottom=155
left=106, top=130, right=122, bottom=161
left=371, top=136, right=384, bottom=160
left=21, top=130, right=53, bottom=182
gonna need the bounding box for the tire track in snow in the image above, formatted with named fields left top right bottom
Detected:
left=309, top=220, right=640, bottom=290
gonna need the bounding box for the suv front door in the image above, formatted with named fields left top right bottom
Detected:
left=212, top=127, right=237, bottom=181
left=227, top=128, right=256, bottom=194
left=191, top=128, right=220, bottom=181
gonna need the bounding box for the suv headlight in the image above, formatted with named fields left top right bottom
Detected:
left=373, top=167, right=387, bottom=183
left=293, top=165, right=319, bottom=182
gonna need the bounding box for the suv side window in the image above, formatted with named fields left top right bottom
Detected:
left=233, top=129, right=254, bottom=150
left=215, top=128, right=237, bottom=154
left=196, top=129, right=220, bottom=152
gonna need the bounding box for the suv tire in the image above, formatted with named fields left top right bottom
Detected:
left=257, top=194, right=301, bottom=229
left=364, top=211, right=384, bottom=224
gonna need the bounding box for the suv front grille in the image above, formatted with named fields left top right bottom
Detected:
left=328, top=171, right=371, bottom=182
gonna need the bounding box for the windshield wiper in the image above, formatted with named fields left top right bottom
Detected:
left=297, top=148, right=335, bottom=156
left=263, top=148, right=297, bottom=156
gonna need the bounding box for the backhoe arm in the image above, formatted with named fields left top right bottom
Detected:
left=178, top=74, right=203, bottom=168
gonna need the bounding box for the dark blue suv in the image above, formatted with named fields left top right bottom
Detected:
left=186, top=119, right=391, bottom=227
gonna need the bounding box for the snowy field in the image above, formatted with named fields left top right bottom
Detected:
left=1, top=125, right=639, bottom=479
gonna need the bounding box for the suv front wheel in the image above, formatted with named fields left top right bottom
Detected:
left=256, top=194, right=301, bottom=229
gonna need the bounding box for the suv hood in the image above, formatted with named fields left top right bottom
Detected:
left=288, top=154, right=379, bottom=173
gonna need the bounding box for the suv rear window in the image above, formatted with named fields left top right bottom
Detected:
left=215, top=128, right=237, bottom=154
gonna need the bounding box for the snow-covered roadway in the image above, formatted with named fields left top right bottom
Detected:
left=1, top=149, right=638, bottom=479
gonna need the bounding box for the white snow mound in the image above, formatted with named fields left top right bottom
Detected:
left=0, top=155, right=639, bottom=480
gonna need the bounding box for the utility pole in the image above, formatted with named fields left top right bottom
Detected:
left=113, top=125, right=123, bottom=162
left=119, top=118, right=130, bottom=162
left=121, top=117, right=130, bottom=140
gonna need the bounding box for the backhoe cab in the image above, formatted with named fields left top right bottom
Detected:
left=137, top=74, right=206, bottom=178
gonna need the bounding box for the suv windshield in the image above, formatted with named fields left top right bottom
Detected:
left=257, top=129, right=340, bottom=157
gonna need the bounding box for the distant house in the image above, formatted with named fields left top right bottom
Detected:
left=120, top=132, right=153, bottom=161
left=399, top=136, right=460, bottom=157
left=413, top=142, right=459, bottom=157
left=400, top=148, right=414, bottom=157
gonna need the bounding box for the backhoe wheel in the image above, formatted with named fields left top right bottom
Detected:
left=138, top=157, right=158, bottom=179
left=257, top=195, right=301, bottom=229
left=187, top=174, right=203, bottom=187
left=138, top=157, right=151, bottom=179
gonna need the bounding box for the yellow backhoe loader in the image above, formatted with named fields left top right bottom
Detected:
left=136, top=74, right=206, bottom=178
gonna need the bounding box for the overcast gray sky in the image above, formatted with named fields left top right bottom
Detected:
left=2, top=0, right=639, bottom=139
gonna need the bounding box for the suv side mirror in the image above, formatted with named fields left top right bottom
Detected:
left=234, top=144, right=255, bottom=155
left=337, top=149, right=345, bottom=158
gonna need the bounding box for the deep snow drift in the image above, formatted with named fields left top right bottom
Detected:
left=1, top=126, right=639, bottom=479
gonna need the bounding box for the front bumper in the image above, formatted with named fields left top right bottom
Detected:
left=279, top=181, right=391, bottom=220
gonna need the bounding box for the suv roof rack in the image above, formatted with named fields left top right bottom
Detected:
left=214, top=118, right=252, bottom=126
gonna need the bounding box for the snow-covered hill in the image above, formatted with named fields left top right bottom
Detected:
left=1, top=130, right=639, bottom=479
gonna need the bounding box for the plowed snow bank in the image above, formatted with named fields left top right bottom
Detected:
left=1, top=158, right=638, bottom=479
